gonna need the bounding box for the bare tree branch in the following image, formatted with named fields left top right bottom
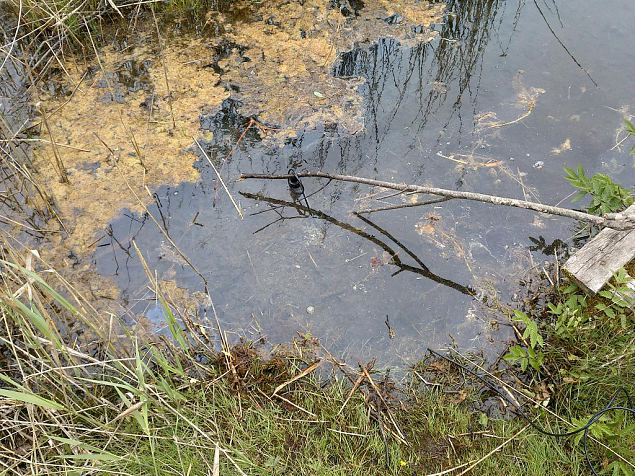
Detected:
left=240, top=171, right=635, bottom=230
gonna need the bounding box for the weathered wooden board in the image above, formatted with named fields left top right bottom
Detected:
left=564, top=204, right=635, bottom=294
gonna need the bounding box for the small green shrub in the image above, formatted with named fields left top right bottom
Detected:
left=504, top=310, right=545, bottom=372
left=547, top=284, right=589, bottom=337
left=564, top=166, right=633, bottom=215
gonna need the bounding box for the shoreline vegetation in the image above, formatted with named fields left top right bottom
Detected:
left=0, top=249, right=633, bottom=475
left=1, top=1, right=634, bottom=475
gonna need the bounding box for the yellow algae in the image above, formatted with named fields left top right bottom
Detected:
left=35, top=39, right=228, bottom=252
left=223, top=0, right=443, bottom=134
left=41, top=240, right=121, bottom=304
left=415, top=222, right=436, bottom=236
left=35, top=1, right=444, bottom=255
left=29, top=1, right=444, bottom=319
left=379, top=0, right=445, bottom=25
left=157, top=279, right=209, bottom=315
left=35, top=1, right=444, bottom=249
left=221, top=1, right=361, bottom=133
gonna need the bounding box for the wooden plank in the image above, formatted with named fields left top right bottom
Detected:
left=564, top=204, right=635, bottom=294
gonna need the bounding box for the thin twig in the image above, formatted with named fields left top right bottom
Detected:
left=272, top=360, right=322, bottom=397
left=358, top=197, right=450, bottom=214
left=455, top=424, right=530, bottom=476
left=195, top=138, right=244, bottom=219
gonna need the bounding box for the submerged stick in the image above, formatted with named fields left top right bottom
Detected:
left=240, top=171, right=635, bottom=230
left=196, top=138, right=244, bottom=219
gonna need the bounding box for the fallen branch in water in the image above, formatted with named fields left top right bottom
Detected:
left=240, top=171, right=635, bottom=230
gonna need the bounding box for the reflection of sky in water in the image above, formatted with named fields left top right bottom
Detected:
left=95, top=0, right=635, bottom=365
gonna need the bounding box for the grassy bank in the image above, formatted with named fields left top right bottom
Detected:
left=0, top=249, right=633, bottom=475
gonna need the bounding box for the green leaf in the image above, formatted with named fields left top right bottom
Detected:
left=0, top=389, right=64, bottom=410
left=530, top=352, right=544, bottom=371
left=49, top=436, right=120, bottom=461
left=561, top=283, right=578, bottom=294
left=11, top=299, right=60, bottom=346
left=563, top=167, right=633, bottom=214
left=62, top=453, right=120, bottom=461
left=159, top=296, right=188, bottom=350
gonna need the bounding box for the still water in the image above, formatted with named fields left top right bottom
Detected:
left=94, top=0, right=635, bottom=365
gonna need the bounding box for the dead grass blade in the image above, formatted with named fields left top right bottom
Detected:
left=455, top=424, right=530, bottom=476
left=109, top=400, right=145, bottom=424
left=273, top=393, right=317, bottom=418
left=338, top=372, right=365, bottom=415
left=272, top=359, right=322, bottom=397
left=213, top=443, right=220, bottom=476
left=361, top=366, right=407, bottom=443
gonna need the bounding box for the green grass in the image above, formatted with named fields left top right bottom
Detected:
left=1, top=252, right=629, bottom=476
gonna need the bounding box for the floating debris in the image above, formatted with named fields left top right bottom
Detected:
left=551, top=138, right=572, bottom=155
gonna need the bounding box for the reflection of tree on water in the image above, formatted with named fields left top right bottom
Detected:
left=0, top=10, right=54, bottom=238
left=276, top=0, right=523, bottom=215
left=332, top=0, right=524, bottom=153
left=241, top=191, right=476, bottom=297
left=197, top=0, right=529, bottom=203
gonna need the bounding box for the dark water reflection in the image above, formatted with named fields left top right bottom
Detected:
left=0, top=6, right=51, bottom=238
left=95, top=0, right=635, bottom=365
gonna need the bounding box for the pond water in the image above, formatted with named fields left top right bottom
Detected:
left=6, top=0, right=635, bottom=366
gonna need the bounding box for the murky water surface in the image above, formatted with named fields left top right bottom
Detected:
left=5, top=0, right=635, bottom=365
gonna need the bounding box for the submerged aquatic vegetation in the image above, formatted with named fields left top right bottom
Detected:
left=21, top=0, right=445, bottom=257
left=33, top=40, right=227, bottom=252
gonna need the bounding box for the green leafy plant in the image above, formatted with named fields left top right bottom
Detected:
left=625, top=119, right=635, bottom=155
left=596, top=269, right=635, bottom=328
left=547, top=284, right=590, bottom=337
left=504, top=311, right=544, bottom=371
left=564, top=166, right=633, bottom=215
left=572, top=411, right=635, bottom=476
